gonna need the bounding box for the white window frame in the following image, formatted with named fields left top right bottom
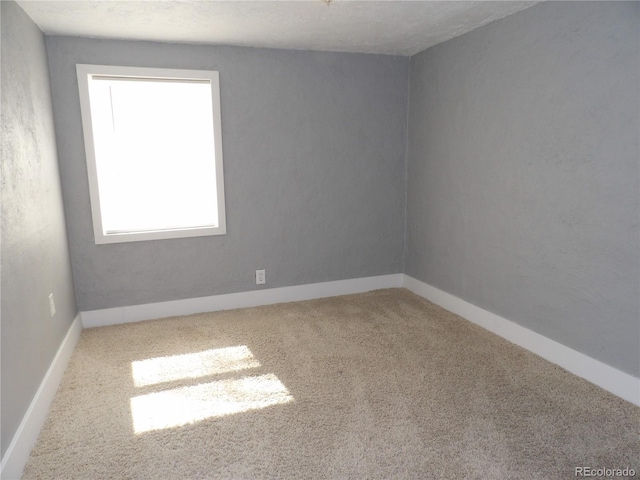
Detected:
left=76, top=64, right=226, bottom=244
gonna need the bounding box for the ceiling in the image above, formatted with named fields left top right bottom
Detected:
left=18, top=1, right=539, bottom=57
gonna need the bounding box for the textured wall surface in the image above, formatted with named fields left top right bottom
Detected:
left=406, top=1, right=640, bottom=376
left=1, top=1, right=78, bottom=457
left=46, top=37, right=408, bottom=311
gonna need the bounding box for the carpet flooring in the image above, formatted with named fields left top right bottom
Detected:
left=22, top=289, right=639, bottom=479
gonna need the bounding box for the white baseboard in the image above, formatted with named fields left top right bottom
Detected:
left=81, top=274, right=404, bottom=328
left=1, top=314, right=83, bottom=480
left=402, top=275, right=640, bottom=407
left=82, top=274, right=640, bottom=406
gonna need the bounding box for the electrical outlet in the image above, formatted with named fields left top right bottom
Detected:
left=48, top=293, right=56, bottom=317
left=256, top=269, right=266, bottom=285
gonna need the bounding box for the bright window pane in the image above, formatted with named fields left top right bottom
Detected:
left=88, top=78, right=218, bottom=234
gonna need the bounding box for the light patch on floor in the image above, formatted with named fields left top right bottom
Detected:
left=131, top=346, right=261, bottom=387
left=130, top=373, right=294, bottom=433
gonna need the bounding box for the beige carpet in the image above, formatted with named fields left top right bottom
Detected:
left=22, top=289, right=639, bottom=479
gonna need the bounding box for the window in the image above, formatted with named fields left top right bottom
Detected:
left=76, top=65, right=226, bottom=244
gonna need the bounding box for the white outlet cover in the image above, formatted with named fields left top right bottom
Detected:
left=256, top=269, right=265, bottom=285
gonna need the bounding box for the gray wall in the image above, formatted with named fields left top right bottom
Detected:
left=45, top=37, right=409, bottom=311
left=406, top=1, right=640, bottom=376
left=1, top=1, right=78, bottom=457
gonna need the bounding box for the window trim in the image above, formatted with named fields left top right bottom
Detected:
left=76, top=64, right=226, bottom=244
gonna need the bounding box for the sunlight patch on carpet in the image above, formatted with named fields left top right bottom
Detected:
left=130, top=373, right=294, bottom=433
left=131, top=346, right=261, bottom=387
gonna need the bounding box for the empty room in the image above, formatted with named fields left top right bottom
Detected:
left=1, top=1, right=638, bottom=479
